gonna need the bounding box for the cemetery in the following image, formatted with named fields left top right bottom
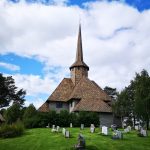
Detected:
left=0, top=125, right=150, bottom=150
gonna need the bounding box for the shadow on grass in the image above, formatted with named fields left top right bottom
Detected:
left=68, top=145, right=99, bottom=150
left=86, top=145, right=99, bottom=150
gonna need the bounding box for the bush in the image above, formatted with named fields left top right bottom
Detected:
left=0, top=121, right=25, bottom=138
left=78, top=112, right=99, bottom=127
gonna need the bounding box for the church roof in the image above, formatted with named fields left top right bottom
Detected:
left=69, top=77, right=111, bottom=101
left=70, top=24, right=89, bottom=70
left=38, top=102, right=49, bottom=112
left=48, top=78, right=74, bottom=102
left=40, top=76, right=112, bottom=113
left=73, top=97, right=112, bottom=112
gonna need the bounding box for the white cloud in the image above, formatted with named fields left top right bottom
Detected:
left=0, top=0, right=150, bottom=107
left=0, top=62, right=20, bottom=71
left=24, top=97, right=46, bottom=109
left=13, top=74, right=58, bottom=96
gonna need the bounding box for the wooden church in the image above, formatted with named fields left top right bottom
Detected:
left=38, top=25, right=113, bottom=126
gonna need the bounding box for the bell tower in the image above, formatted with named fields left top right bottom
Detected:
left=70, top=25, right=89, bottom=85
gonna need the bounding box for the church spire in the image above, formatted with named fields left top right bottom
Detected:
left=76, top=24, right=83, bottom=62
left=70, top=24, right=89, bottom=85
left=70, top=24, right=89, bottom=70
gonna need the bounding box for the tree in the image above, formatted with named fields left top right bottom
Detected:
left=134, top=70, right=150, bottom=129
left=104, top=86, right=118, bottom=101
left=0, top=73, right=26, bottom=108
left=113, top=86, right=135, bottom=126
left=23, top=104, right=38, bottom=128
left=113, top=69, right=150, bottom=129
left=5, top=103, right=21, bottom=124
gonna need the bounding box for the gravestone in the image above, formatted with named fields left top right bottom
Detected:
left=62, top=128, right=66, bottom=136
left=81, top=124, right=84, bottom=130
left=135, top=125, right=139, bottom=130
left=70, top=123, right=73, bottom=128
left=116, top=130, right=123, bottom=139
left=102, top=126, right=108, bottom=135
left=74, top=134, right=86, bottom=149
left=124, top=128, right=129, bottom=133
left=56, top=126, right=60, bottom=132
left=127, top=126, right=131, bottom=131
left=139, top=128, right=147, bottom=137
left=112, top=130, right=123, bottom=139
left=90, top=124, right=95, bottom=133
left=51, top=125, right=56, bottom=132
left=65, top=130, right=70, bottom=138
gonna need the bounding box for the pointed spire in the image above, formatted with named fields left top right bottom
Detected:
left=76, top=24, right=83, bottom=62
left=70, top=24, right=89, bottom=70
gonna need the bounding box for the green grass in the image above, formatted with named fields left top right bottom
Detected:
left=0, top=128, right=150, bottom=150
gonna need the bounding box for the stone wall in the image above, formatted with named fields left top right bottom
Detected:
left=99, top=113, right=113, bottom=127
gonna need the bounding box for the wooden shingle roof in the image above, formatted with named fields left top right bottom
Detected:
left=48, top=78, right=74, bottom=102
left=38, top=102, right=49, bottom=112
left=73, top=98, right=112, bottom=112
left=69, top=77, right=111, bottom=101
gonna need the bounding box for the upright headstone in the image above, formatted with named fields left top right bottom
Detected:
left=70, top=123, right=73, bottom=128
left=74, top=134, right=86, bottom=149
left=127, top=126, right=131, bottom=131
left=65, top=130, right=70, bottom=138
left=81, top=124, right=84, bottom=130
left=90, top=124, right=95, bottom=133
left=135, top=125, right=139, bottom=130
left=56, top=126, right=60, bottom=132
left=62, top=128, right=66, bottom=136
left=124, top=128, right=129, bottom=133
left=51, top=125, right=56, bottom=132
left=102, top=126, right=108, bottom=135
left=116, top=130, right=123, bottom=139
left=112, top=130, right=123, bottom=139
left=140, top=128, right=147, bottom=137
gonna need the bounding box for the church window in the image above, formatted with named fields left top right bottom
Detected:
left=56, top=102, right=63, bottom=108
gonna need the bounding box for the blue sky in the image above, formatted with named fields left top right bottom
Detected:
left=0, top=0, right=150, bottom=108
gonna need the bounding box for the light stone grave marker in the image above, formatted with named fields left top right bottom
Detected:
left=102, top=126, right=108, bottom=135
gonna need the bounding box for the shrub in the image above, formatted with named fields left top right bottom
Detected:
left=0, top=121, right=25, bottom=138
left=78, top=111, right=99, bottom=127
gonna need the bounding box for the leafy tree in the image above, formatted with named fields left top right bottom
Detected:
left=134, top=70, right=150, bottom=129
left=113, top=69, right=150, bottom=129
left=5, top=104, right=22, bottom=124
left=23, top=104, right=38, bottom=128
left=0, top=73, right=26, bottom=108
left=104, top=86, right=118, bottom=101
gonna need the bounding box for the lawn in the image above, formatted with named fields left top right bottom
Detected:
left=0, top=128, right=150, bottom=150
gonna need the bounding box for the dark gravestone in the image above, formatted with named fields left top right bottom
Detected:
left=74, top=134, right=86, bottom=150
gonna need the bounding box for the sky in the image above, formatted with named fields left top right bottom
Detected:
left=0, top=0, right=150, bottom=109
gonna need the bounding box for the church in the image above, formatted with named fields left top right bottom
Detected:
left=38, top=25, right=113, bottom=127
